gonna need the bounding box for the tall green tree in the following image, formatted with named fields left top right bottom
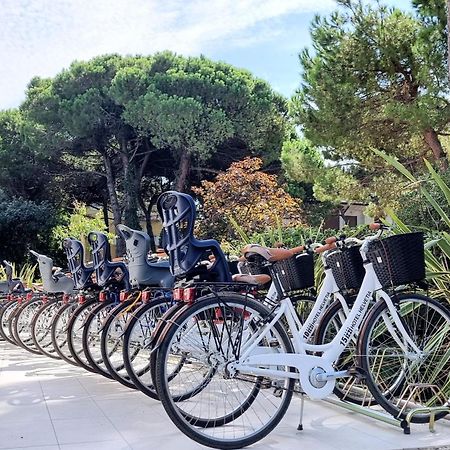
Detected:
left=111, top=52, right=289, bottom=192
left=0, top=109, right=58, bottom=202
left=23, top=55, right=143, bottom=253
left=292, top=0, right=449, bottom=170
left=20, top=52, right=289, bottom=251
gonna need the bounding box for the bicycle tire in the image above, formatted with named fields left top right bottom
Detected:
left=358, top=293, right=450, bottom=423
left=13, top=297, right=44, bottom=354
left=155, top=293, right=295, bottom=449
left=31, top=298, right=63, bottom=359
left=66, top=298, right=99, bottom=372
left=51, top=301, right=82, bottom=366
left=100, top=298, right=148, bottom=389
left=82, top=299, right=116, bottom=378
left=0, top=299, right=20, bottom=345
left=123, top=298, right=182, bottom=399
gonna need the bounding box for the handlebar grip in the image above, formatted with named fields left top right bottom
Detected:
left=369, top=223, right=382, bottom=230
left=325, top=236, right=337, bottom=244
left=290, top=245, right=305, bottom=254
left=315, top=242, right=336, bottom=254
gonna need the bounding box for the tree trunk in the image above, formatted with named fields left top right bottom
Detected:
left=120, top=145, right=140, bottom=230
left=103, top=153, right=124, bottom=254
left=137, top=193, right=158, bottom=252
left=136, top=146, right=157, bottom=252
left=175, top=151, right=191, bottom=192
left=423, top=128, right=448, bottom=170
left=102, top=196, right=109, bottom=230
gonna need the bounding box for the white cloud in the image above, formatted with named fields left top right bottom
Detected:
left=0, top=0, right=334, bottom=108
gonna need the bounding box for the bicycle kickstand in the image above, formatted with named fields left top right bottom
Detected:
left=297, top=393, right=305, bottom=431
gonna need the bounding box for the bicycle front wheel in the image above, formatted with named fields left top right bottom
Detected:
left=31, top=298, right=63, bottom=359
left=315, top=298, right=375, bottom=405
left=155, top=293, right=295, bottom=449
left=359, top=293, right=450, bottom=423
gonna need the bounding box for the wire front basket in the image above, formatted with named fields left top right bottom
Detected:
left=326, top=246, right=365, bottom=291
left=366, top=232, right=425, bottom=288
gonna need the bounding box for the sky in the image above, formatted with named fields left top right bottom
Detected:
left=0, top=0, right=413, bottom=110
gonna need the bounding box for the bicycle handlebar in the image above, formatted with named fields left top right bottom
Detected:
left=321, top=222, right=391, bottom=253
left=315, top=243, right=336, bottom=254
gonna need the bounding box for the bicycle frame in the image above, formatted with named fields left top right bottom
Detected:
left=231, top=255, right=423, bottom=399
left=263, top=261, right=346, bottom=343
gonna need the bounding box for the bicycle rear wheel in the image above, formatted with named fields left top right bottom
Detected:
left=100, top=298, right=143, bottom=388
left=67, top=299, right=98, bottom=372
left=122, top=297, right=175, bottom=397
left=359, top=293, right=450, bottom=423
left=52, top=301, right=82, bottom=365
left=155, top=293, right=294, bottom=449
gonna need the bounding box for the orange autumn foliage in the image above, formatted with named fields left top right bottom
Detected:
left=193, top=157, right=303, bottom=240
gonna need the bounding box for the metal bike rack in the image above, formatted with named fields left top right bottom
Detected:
left=320, top=397, right=450, bottom=435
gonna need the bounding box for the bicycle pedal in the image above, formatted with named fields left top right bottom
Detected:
left=273, top=388, right=283, bottom=398
left=259, top=378, right=272, bottom=389
left=347, top=367, right=366, bottom=380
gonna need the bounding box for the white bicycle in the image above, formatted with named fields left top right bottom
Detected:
left=154, top=226, right=450, bottom=449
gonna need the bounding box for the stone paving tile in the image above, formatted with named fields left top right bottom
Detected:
left=1, top=341, right=450, bottom=450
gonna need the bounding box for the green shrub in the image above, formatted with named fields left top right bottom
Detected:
left=0, top=197, right=56, bottom=264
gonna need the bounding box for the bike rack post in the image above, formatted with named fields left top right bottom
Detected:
left=405, top=406, right=450, bottom=434
left=323, top=397, right=402, bottom=429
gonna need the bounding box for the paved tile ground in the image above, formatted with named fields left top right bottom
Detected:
left=0, top=340, right=449, bottom=450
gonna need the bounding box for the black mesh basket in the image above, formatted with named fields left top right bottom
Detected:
left=237, top=260, right=269, bottom=276
left=366, top=232, right=425, bottom=288
left=326, top=246, right=365, bottom=291
left=270, top=252, right=315, bottom=293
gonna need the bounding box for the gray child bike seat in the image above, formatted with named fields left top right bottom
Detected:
left=29, top=250, right=74, bottom=294
left=0, top=261, right=26, bottom=293
left=116, top=224, right=174, bottom=288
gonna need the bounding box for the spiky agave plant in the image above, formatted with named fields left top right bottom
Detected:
left=374, top=149, right=450, bottom=302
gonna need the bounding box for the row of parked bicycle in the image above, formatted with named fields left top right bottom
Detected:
left=1, top=190, right=449, bottom=449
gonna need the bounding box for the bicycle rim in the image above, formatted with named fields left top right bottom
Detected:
left=155, top=293, right=295, bottom=449
left=359, top=293, right=450, bottom=422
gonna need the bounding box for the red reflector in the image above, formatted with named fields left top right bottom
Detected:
left=183, top=288, right=196, bottom=303
left=173, top=288, right=184, bottom=301
left=42, top=295, right=48, bottom=303
left=63, top=293, right=70, bottom=304
left=99, top=291, right=107, bottom=302
left=120, top=291, right=129, bottom=302
left=78, top=294, right=86, bottom=304
left=142, top=290, right=151, bottom=302
left=26, top=292, right=33, bottom=301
